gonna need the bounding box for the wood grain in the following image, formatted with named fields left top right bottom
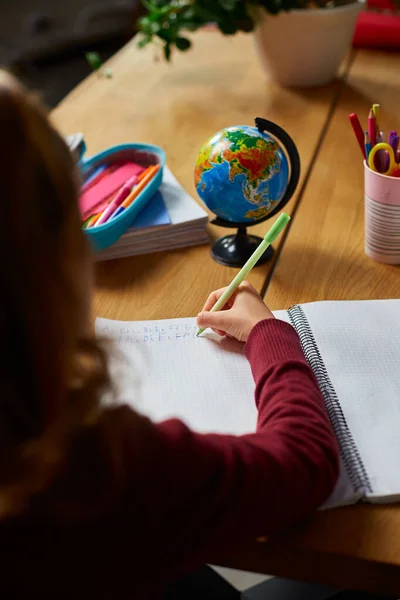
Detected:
left=52, top=30, right=341, bottom=321
left=263, top=49, right=400, bottom=592
left=266, top=50, right=400, bottom=310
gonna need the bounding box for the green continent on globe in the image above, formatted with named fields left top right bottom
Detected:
left=194, top=129, right=280, bottom=208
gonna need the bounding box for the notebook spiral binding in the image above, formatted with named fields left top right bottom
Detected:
left=288, top=305, right=372, bottom=496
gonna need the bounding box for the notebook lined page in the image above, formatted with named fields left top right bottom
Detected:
left=300, top=300, right=400, bottom=502
left=96, top=317, right=257, bottom=435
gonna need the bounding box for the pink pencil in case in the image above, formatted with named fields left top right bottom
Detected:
left=95, top=175, right=138, bottom=226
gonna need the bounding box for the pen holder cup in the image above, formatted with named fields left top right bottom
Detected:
left=364, top=162, right=400, bottom=264
left=80, top=143, right=166, bottom=253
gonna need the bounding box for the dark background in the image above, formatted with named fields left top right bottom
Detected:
left=1, top=0, right=143, bottom=107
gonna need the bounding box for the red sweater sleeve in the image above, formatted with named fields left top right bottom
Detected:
left=116, top=319, right=339, bottom=580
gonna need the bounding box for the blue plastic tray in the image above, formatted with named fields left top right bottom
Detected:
left=80, top=143, right=166, bottom=252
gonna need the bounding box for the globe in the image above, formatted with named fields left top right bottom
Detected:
left=194, top=125, right=289, bottom=224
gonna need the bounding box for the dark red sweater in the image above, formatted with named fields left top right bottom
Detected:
left=0, top=319, right=339, bottom=598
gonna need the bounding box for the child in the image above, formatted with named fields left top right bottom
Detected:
left=0, top=71, right=339, bottom=598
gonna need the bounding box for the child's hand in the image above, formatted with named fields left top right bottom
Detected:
left=197, top=282, right=274, bottom=343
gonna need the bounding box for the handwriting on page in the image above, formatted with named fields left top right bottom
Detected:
left=101, top=322, right=198, bottom=344
left=96, top=316, right=257, bottom=436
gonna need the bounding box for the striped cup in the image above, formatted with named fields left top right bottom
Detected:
left=364, top=162, right=400, bottom=264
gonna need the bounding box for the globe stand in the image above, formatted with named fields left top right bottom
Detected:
left=211, top=224, right=273, bottom=268
left=206, top=117, right=301, bottom=268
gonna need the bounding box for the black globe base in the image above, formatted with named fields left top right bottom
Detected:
left=211, top=228, right=274, bottom=268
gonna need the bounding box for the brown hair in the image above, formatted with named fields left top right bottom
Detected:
left=0, top=72, right=111, bottom=517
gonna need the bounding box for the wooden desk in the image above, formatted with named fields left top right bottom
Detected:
left=52, top=32, right=400, bottom=595
left=266, top=50, right=400, bottom=308
left=52, top=30, right=340, bottom=321
left=265, top=49, right=400, bottom=595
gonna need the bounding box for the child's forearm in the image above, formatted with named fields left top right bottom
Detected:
left=80, top=320, right=339, bottom=588
left=245, top=318, right=339, bottom=515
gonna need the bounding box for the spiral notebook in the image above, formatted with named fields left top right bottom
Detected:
left=275, top=299, right=400, bottom=508
left=97, top=299, right=400, bottom=509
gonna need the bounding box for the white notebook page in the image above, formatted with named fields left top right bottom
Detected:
left=97, top=300, right=400, bottom=505
left=96, top=317, right=257, bottom=436
left=299, top=300, right=400, bottom=502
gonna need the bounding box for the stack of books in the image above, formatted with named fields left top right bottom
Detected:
left=95, top=167, right=209, bottom=261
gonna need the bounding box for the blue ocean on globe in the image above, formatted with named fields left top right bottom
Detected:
left=194, top=125, right=289, bottom=223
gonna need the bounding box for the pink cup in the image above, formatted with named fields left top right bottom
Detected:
left=364, top=162, right=400, bottom=264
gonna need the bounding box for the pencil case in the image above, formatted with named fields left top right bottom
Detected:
left=79, top=143, right=166, bottom=252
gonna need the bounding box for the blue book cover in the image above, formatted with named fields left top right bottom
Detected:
left=129, top=191, right=171, bottom=230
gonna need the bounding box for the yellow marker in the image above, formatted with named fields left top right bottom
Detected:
left=372, top=104, right=380, bottom=128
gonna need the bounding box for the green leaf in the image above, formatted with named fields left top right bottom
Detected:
left=218, top=0, right=239, bottom=9
left=85, top=51, right=103, bottom=71
left=141, top=0, right=174, bottom=14
left=139, top=15, right=162, bottom=34
left=235, top=17, right=254, bottom=32
left=138, top=0, right=293, bottom=60
left=218, top=20, right=238, bottom=35
left=137, top=34, right=152, bottom=48
left=175, top=37, right=191, bottom=51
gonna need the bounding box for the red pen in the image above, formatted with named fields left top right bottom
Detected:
left=349, top=113, right=366, bottom=159
left=368, top=109, right=377, bottom=147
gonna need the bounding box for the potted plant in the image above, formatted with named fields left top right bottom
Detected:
left=137, top=0, right=364, bottom=88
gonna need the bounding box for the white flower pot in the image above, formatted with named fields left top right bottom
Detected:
left=253, top=2, right=363, bottom=88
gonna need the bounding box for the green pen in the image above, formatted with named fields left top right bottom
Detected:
left=196, top=212, right=291, bottom=336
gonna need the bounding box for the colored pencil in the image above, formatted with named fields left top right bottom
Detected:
left=95, top=175, right=138, bottom=226
left=372, top=104, right=380, bottom=128
left=368, top=109, right=376, bottom=147
left=86, top=212, right=102, bottom=228
left=349, top=113, right=366, bottom=159
left=364, top=131, right=372, bottom=159
left=109, top=164, right=161, bottom=221
left=389, top=132, right=399, bottom=154
left=376, top=130, right=388, bottom=172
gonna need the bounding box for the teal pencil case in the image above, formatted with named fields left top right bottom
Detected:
left=80, top=143, right=166, bottom=252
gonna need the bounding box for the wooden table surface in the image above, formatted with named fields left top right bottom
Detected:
left=52, top=32, right=400, bottom=594
left=264, top=49, right=400, bottom=595
left=53, top=30, right=342, bottom=321
left=266, top=50, right=400, bottom=309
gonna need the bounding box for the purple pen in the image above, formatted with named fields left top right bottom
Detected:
left=390, top=134, right=399, bottom=154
